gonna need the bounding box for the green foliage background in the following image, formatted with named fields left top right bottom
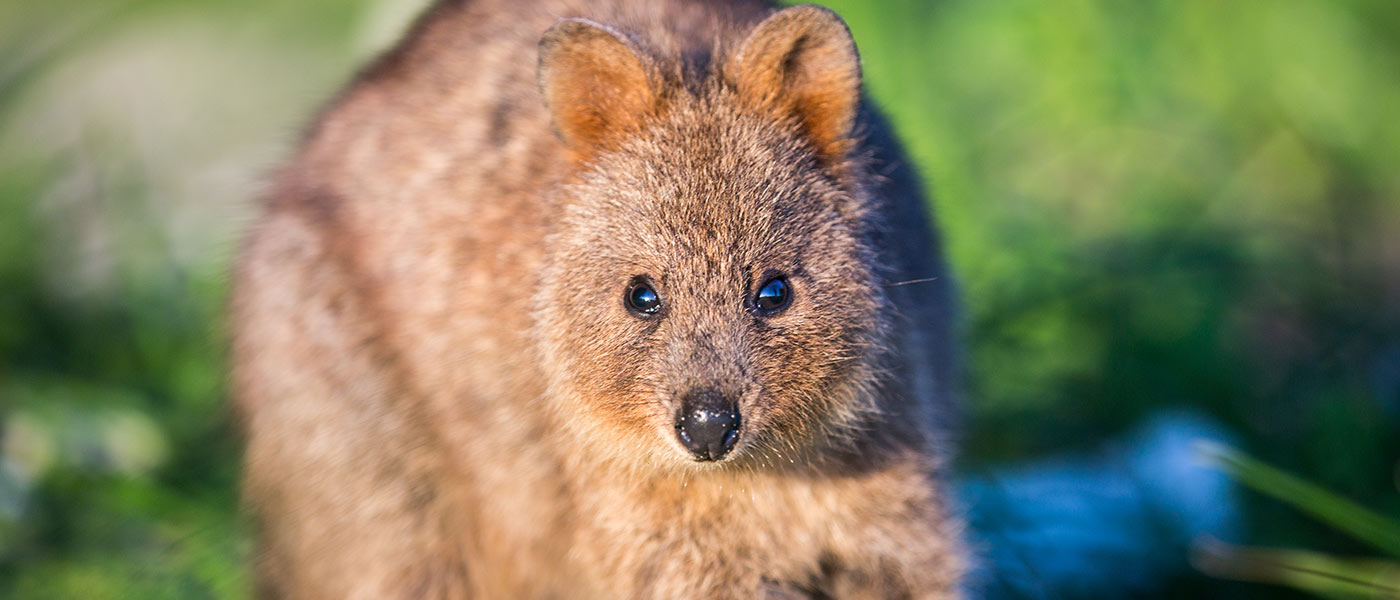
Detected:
left=1, top=0, right=1397, bottom=597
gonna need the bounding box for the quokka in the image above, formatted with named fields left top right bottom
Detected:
left=233, top=0, right=963, bottom=597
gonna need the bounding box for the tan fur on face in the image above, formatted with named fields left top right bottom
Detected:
left=538, top=97, right=886, bottom=475
left=233, top=1, right=964, bottom=597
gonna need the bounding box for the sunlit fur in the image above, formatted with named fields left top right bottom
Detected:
left=233, top=0, right=963, bottom=597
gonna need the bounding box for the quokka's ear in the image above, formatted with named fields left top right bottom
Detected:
left=538, top=19, right=656, bottom=157
left=729, top=5, right=861, bottom=161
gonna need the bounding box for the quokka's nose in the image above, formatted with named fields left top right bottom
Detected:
left=675, top=389, right=740, bottom=461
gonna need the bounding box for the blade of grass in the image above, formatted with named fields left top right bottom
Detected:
left=1193, top=537, right=1400, bottom=600
left=1198, top=442, right=1400, bottom=558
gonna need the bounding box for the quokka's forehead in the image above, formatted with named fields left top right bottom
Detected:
left=583, top=173, right=847, bottom=251
left=594, top=126, right=845, bottom=216
left=648, top=104, right=823, bottom=172
left=573, top=196, right=862, bottom=286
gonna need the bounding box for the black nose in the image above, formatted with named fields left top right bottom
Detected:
left=675, top=389, right=740, bottom=461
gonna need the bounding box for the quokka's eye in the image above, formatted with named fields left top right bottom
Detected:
left=754, top=277, right=792, bottom=313
left=625, top=279, right=663, bottom=316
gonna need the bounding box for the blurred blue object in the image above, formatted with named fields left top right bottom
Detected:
left=960, top=412, right=1240, bottom=599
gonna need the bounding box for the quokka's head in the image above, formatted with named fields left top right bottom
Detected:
left=535, top=6, right=891, bottom=471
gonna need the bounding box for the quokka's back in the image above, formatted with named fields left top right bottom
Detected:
left=232, top=0, right=963, bottom=597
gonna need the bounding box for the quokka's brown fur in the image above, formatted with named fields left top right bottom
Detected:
left=232, top=0, right=963, bottom=597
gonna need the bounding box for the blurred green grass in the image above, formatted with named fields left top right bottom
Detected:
left=1, top=0, right=1397, bottom=597
left=1199, top=444, right=1400, bottom=598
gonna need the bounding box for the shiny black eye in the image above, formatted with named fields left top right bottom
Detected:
left=625, top=280, right=662, bottom=316
left=754, top=277, right=791, bottom=313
